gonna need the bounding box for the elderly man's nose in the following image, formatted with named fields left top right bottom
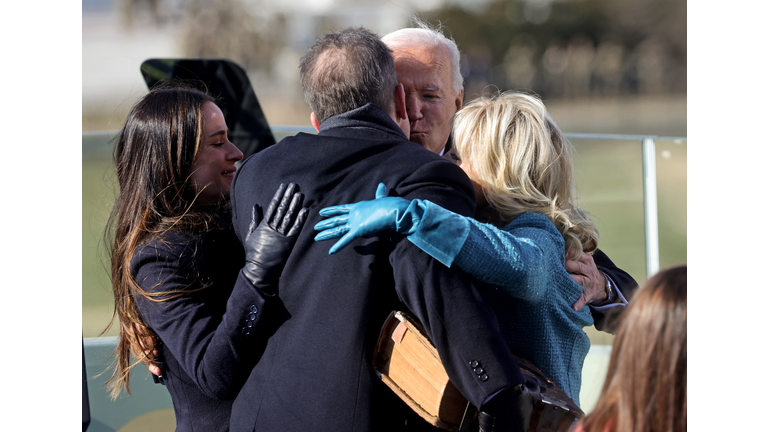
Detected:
left=406, top=97, right=423, bottom=119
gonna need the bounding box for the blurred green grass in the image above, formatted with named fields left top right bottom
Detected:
left=82, top=134, right=687, bottom=342
left=83, top=144, right=119, bottom=337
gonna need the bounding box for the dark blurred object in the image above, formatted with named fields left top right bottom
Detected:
left=83, top=338, right=91, bottom=431
left=140, top=58, right=276, bottom=159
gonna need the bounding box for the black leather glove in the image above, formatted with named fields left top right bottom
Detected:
left=242, top=183, right=308, bottom=294
left=478, top=381, right=540, bottom=432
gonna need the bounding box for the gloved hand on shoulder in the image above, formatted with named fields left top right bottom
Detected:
left=242, top=183, right=308, bottom=294
left=313, top=183, right=424, bottom=254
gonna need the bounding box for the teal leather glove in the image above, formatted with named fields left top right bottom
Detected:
left=314, top=183, right=424, bottom=254
left=314, top=183, right=471, bottom=267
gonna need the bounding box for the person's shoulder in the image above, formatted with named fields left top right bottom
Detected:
left=388, top=140, right=445, bottom=161
left=129, top=230, right=209, bottom=295
left=506, top=212, right=556, bottom=231
left=383, top=140, right=462, bottom=173
left=132, top=230, right=202, bottom=269
left=238, top=135, right=299, bottom=168
left=389, top=146, right=476, bottom=215
left=505, top=213, right=564, bottom=245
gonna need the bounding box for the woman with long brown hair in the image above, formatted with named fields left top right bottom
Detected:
left=105, top=83, right=307, bottom=431
left=575, top=265, right=687, bottom=432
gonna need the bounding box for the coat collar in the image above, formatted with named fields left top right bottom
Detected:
left=319, top=103, right=408, bottom=141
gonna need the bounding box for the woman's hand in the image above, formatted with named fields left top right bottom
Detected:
left=242, top=183, right=309, bottom=293
left=313, top=183, right=420, bottom=254
left=135, top=322, right=164, bottom=383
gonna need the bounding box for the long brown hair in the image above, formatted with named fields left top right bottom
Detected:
left=579, top=265, right=687, bottom=432
left=104, top=84, right=223, bottom=398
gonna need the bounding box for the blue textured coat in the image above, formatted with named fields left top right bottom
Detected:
left=409, top=206, right=593, bottom=404
left=458, top=213, right=593, bottom=404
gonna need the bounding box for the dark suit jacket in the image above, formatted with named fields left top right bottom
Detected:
left=228, top=104, right=524, bottom=432
left=591, top=250, right=638, bottom=332
left=132, top=213, right=272, bottom=432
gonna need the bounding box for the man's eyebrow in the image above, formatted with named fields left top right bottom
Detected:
left=420, top=84, right=441, bottom=92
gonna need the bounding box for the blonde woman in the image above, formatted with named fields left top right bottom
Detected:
left=315, top=91, right=598, bottom=405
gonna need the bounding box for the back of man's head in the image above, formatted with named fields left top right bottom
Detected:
left=382, top=21, right=463, bottom=96
left=300, top=27, right=398, bottom=124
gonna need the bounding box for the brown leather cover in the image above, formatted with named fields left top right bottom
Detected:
left=373, top=311, right=585, bottom=432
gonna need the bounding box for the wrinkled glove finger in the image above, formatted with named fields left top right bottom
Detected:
left=314, top=225, right=349, bottom=242
left=278, top=191, right=304, bottom=235
left=328, top=230, right=360, bottom=254
left=287, top=207, right=309, bottom=238
left=313, top=214, right=349, bottom=231
left=271, top=183, right=298, bottom=228
left=264, top=183, right=287, bottom=225
left=375, top=182, right=388, bottom=199
left=248, top=204, right=260, bottom=236
left=318, top=205, right=352, bottom=217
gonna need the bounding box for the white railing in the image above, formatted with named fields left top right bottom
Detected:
left=564, top=133, right=687, bottom=278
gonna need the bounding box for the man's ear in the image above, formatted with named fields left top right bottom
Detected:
left=393, top=83, right=410, bottom=137
left=395, top=83, right=407, bottom=121
left=454, top=88, right=464, bottom=111
left=310, top=112, right=321, bottom=132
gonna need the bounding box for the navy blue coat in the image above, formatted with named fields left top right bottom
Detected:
left=132, top=212, right=273, bottom=431
left=228, top=104, right=525, bottom=431
left=590, top=249, right=638, bottom=331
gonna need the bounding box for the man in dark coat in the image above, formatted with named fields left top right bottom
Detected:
left=228, top=27, right=533, bottom=432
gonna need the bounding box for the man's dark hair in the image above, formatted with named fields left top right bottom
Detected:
left=299, top=27, right=398, bottom=124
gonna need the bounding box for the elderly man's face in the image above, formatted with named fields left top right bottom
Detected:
left=392, top=45, right=463, bottom=154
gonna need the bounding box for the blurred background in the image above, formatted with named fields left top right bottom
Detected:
left=82, top=0, right=685, bottom=424
left=83, top=0, right=686, bottom=338
left=83, top=0, right=685, bottom=132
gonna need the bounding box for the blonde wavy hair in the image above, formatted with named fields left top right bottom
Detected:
left=452, top=91, right=598, bottom=257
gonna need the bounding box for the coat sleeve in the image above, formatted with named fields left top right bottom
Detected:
left=387, top=158, right=526, bottom=409
left=452, top=218, right=562, bottom=302
left=132, top=238, right=271, bottom=400
left=590, top=248, right=639, bottom=333
left=405, top=201, right=558, bottom=302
